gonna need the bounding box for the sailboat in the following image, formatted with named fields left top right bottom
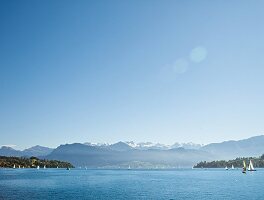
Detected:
left=18, top=165, right=20, bottom=169
left=242, top=160, right=246, bottom=173
left=128, top=165, right=131, bottom=170
left=13, top=164, right=15, bottom=169
left=44, top=165, right=46, bottom=169
left=248, top=160, right=256, bottom=171
left=231, top=165, right=234, bottom=170
left=225, top=166, right=228, bottom=170
left=37, top=166, right=40, bottom=170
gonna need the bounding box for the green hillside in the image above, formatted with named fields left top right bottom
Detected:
left=194, top=154, right=264, bottom=168
left=0, top=156, right=74, bottom=168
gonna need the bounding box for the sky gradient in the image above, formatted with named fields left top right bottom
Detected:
left=1, top=0, right=264, bottom=149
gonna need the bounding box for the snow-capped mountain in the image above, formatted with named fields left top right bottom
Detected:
left=171, top=142, right=203, bottom=150
left=83, top=141, right=202, bottom=150
left=83, top=142, right=109, bottom=147
left=125, top=141, right=171, bottom=150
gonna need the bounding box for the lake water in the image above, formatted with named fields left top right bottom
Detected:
left=0, top=168, right=263, bottom=199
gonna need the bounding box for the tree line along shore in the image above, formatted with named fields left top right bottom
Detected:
left=0, top=156, right=74, bottom=168
left=194, top=154, right=264, bottom=168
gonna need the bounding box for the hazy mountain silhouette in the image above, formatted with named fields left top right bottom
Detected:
left=0, top=145, right=53, bottom=157
left=108, top=142, right=133, bottom=151
left=84, top=141, right=202, bottom=150
left=45, top=143, right=212, bottom=167
left=23, top=145, right=53, bottom=157
left=2, top=135, right=264, bottom=167
left=201, top=135, right=264, bottom=159
left=0, top=146, right=22, bottom=157
left=43, top=135, right=264, bottom=167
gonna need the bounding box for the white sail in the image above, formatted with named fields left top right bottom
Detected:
left=249, top=160, right=254, bottom=170
left=37, top=166, right=40, bottom=170
left=13, top=164, right=15, bottom=169
left=44, top=165, right=46, bottom=169
left=248, top=164, right=251, bottom=170
left=225, top=166, right=228, bottom=170
left=231, top=165, right=234, bottom=169
left=248, top=160, right=252, bottom=170
left=242, top=160, right=247, bottom=173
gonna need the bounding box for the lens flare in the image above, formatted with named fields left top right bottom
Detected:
left=173, top=58, right=189, bottom=74
left=190, top=46, right=207, bottom=63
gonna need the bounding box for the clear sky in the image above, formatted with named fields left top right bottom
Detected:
left=1, top=0, right=264, bottom=149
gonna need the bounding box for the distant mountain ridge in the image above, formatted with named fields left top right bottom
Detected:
left=201, top=135, right=264, bottom=159
left=2, top=135, right=264, bottom=168
left=0, top=145, right=54, bottom=157
left=23, top=145, right=54, bottom=157
left=84, top=141, right=202, bottom=150
left=0, top=146, right=21, bottom=157
left=46, top=143, right=212, bottom=168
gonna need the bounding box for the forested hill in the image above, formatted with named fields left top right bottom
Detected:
left=194, top=154, right=264, bottom=168
left=0, top=156, right=74, bottom=168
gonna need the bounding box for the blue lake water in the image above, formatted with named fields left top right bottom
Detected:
left=0, top=168, right=263, bottom=199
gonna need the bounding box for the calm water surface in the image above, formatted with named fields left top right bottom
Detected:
left=0, top=168, right=263, bottom=199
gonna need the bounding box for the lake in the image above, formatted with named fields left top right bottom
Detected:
left=0, top=168, right=263, bottom=199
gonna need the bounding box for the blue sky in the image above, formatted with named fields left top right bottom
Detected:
left=1, top=0, right=264, bottom=149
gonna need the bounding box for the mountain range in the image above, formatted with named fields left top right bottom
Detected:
left=45, top=143, right=212, bottom=168
left=83, top=141, right=202, bottom=150
left=0, top=145, right=53, bottom=157
left=200, top=135, right=264, bottom=159
left=1, top=135, right=264, bottom=168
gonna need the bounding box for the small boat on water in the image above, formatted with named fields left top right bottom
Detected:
left=37, top=166, right=40, bottom=170
left=44, top=165, right=46, bottom=169
left=248, top=160, right=256, bottom=171
left=231, top=165, right=234, bottom=170
left=13, top=164, right=15, bottom=169
left=66, top=167, right=70, bottom=170
left=242, top=160, right=246, bottom=174
left=225, top=166, right=228, bottom=170
left=128, top=165, right=131, bottom=170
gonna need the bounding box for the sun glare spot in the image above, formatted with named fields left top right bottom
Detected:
left=190, top=46, right=207, bottom=63
left=173, top=58, right=189, bottom=74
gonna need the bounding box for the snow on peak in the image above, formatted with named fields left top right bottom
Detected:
left=84, top=141, right=202, bottom=150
